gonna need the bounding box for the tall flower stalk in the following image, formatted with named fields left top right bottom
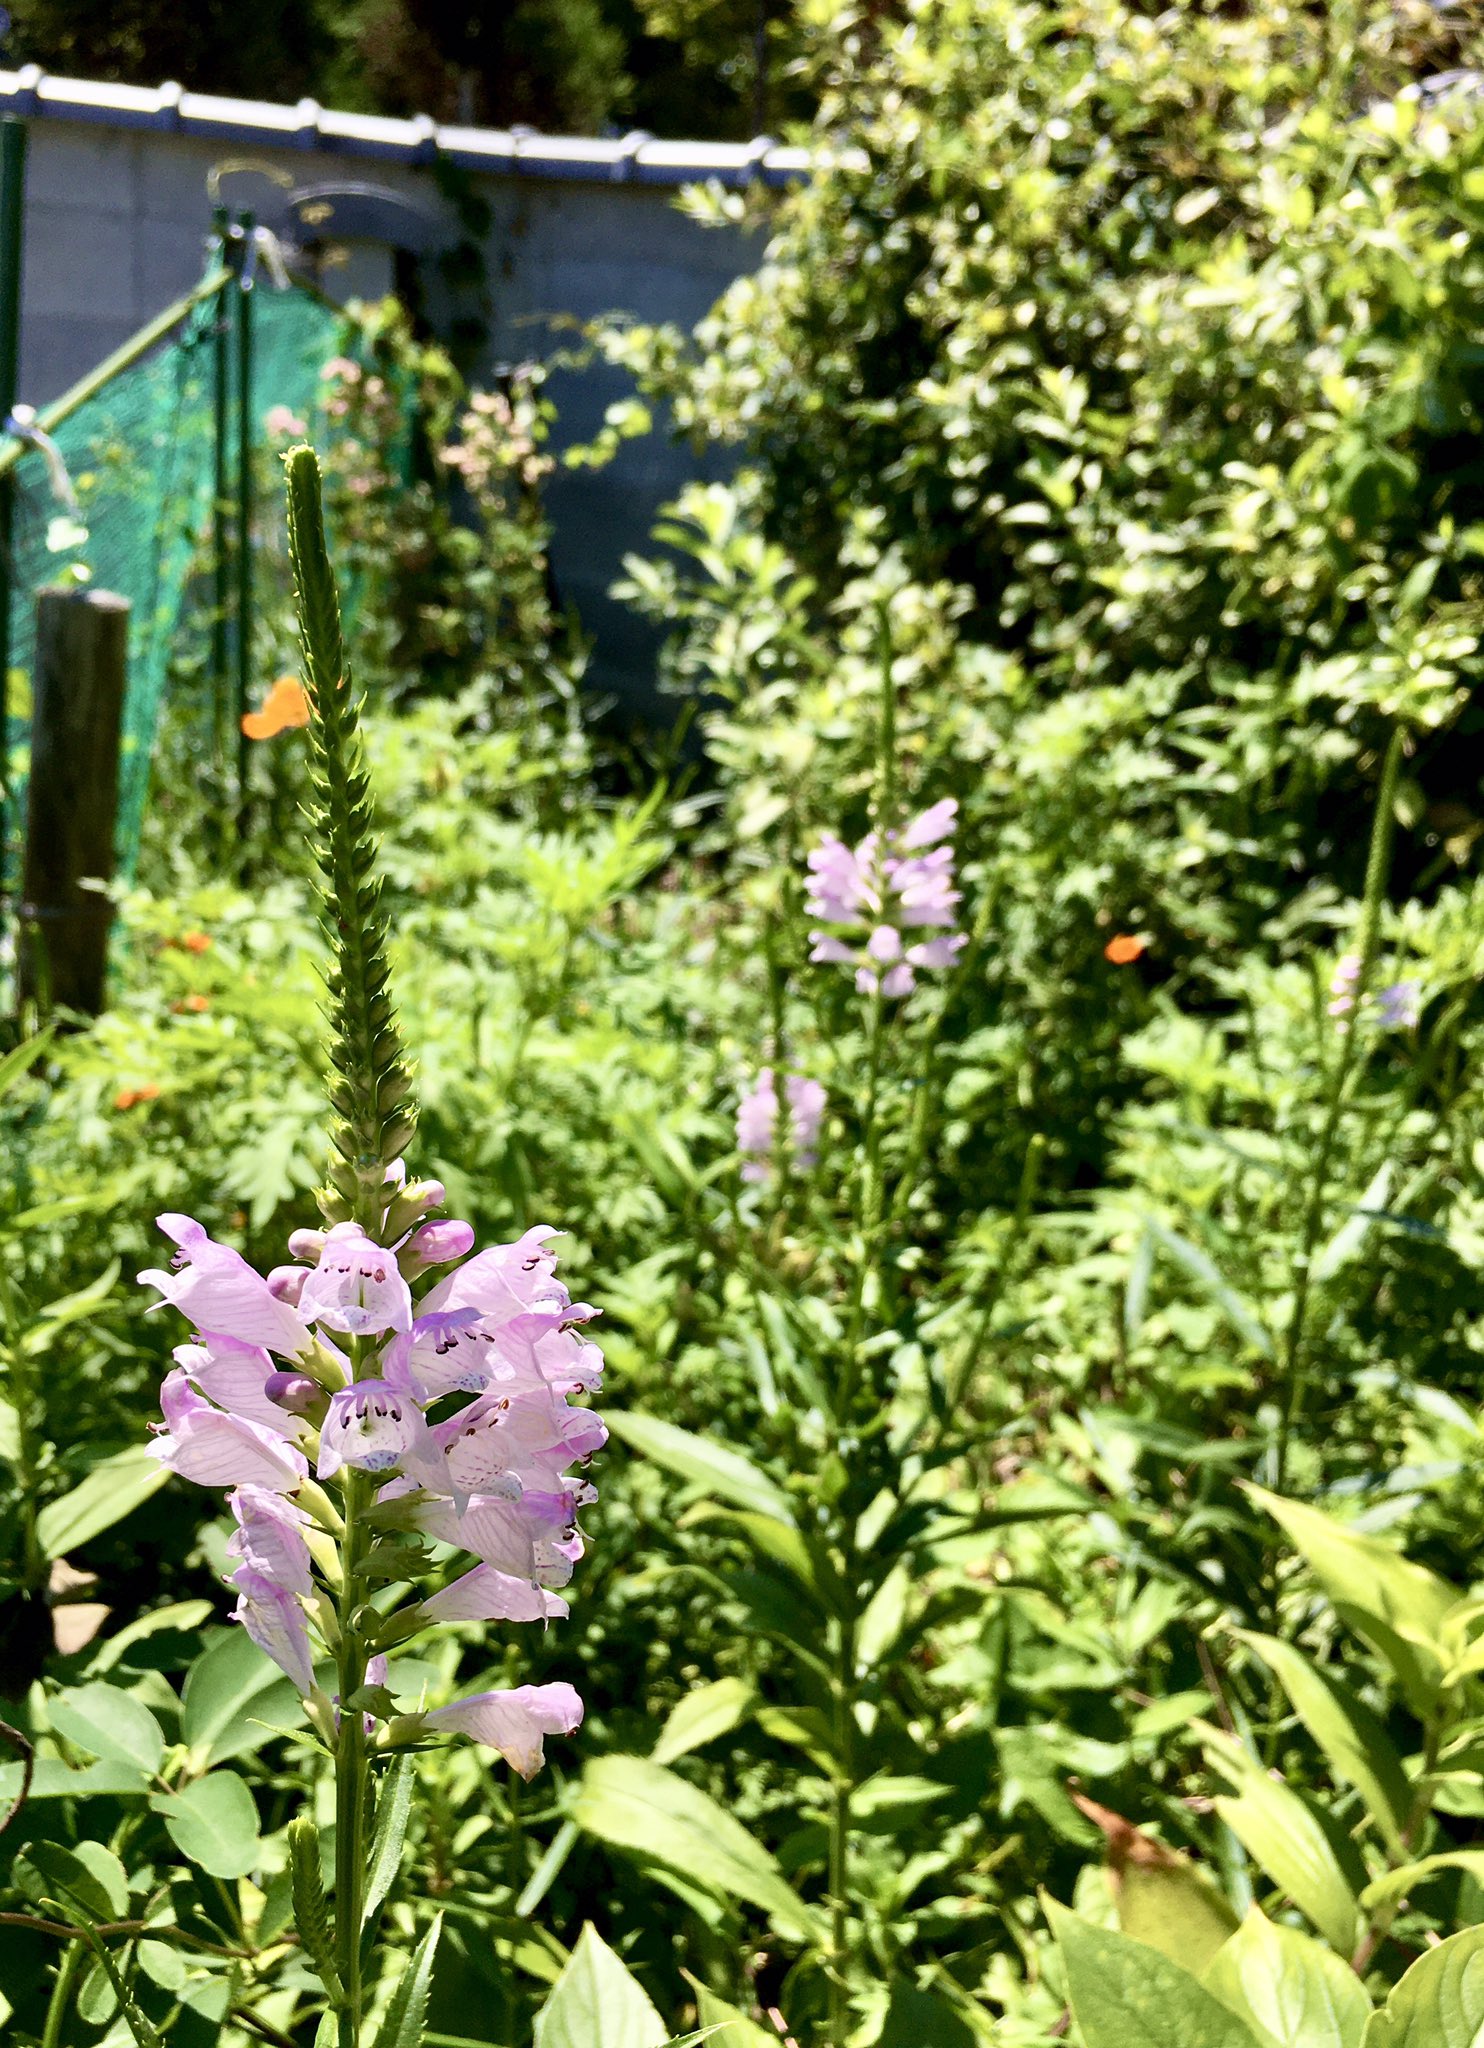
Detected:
left=138, top=449, right=602, bottom=2046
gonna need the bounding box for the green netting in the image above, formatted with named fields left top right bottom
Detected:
left=1, top=276, right=348, bottom=887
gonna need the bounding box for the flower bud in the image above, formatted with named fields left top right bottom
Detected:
left=266, top=1264, right=307, bottom=1305
left=288, top=1228, right=327, bottom=1263
left=400, top=1218, right=475, bottom=1278
left=383, top=1179, right=447, bottom=1240
left=265, top=1370, right=322, bottom=1416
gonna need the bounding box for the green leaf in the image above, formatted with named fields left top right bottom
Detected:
left=364, top=1755, right=415, bottom=1937
left=1204, top=1908, right=1371, bottom=2048
left=1359, top=1851, right=1484, bottom=1917
left=651, top=1678, right=756, bottom=1767
left=36, top=1443, right=169, bottom=1559
left=48, top=1684, right=166, bottom=1777
left=0, top=1395, right=19, bottom=1465
left=0, top=1756, right=150, bottom=1801
left=151, top=1770, right=262, bottom=1879
left=1048, top=1900, right=1265, bottom=2048
left=571, top=1753, right=816, bottom=1941
left=688, top=1980, right=775, bottom=2047
left=1148, top=1221, right=1273, bottom=1356
left=1202, top=1728, right=1362, bottom=1955
left=603, top=1411, right=795, bottom=1524
left=1111, top=1847, right=1240, bottom=1975
left=1235, top=1631, right=1412, bottom=1854
left=1363, top=1925, right=1484, bottom=2046
left=16, top=1840, right=126, bottom=1923
left=1246, top=1488, right=1454, bottom=1716
left=181, top=1626, right=302, bottom=1766
left=371, top=1913, right=443, bottom=2048
left=21, top=1261, right=120, bottom=1352
left=87, top=1598, right=214, bottom=1674
left=534, top=1924, right=668, bottom=2048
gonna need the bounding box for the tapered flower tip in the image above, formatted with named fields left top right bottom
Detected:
left=152, top=1368, right=309, bottom=1493
left=424, top=1681, right=583, bottom=1779
left=140, top=1214, right=314, bottom=1359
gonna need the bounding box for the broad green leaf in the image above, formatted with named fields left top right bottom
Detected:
left=603, top=1410, right=795, bottom=1524
left=87, top=1598, right=213, bottom=1674
left=1204, top=1908, right=1371, bottom=2048
left=37, top=1443, right=169, bottom=1559
left=1203, top=1728, right=1362, bottom=1955
left=1359, top=1850, right=1484, bottom=1916
left=857, top=1561, right=912, bottom=1668
left=1363, top=1924, right=1484, bottom=2046
left=874, top=1981, right=979, bottom=2047
left=70, top=1843, right=130, bottom=1919
left=1048, top=1900, right=1265, bottom=2048
left=1247, top=1488, right=1454, bottom=1715
left=571, top=1753, right=815, bottom=1941
left=0, top=1756, right=150, bottom=1801
left=651, top=1678, right=756, bottom=1767
left=371, top=1913, right=442, bottom=2048
left=1113, top=1849, right=1240, bottom=1974
left=180, top=1627, right=302, bottom=1766
left=534, top=1923, right=668, bottom=2048
left=15, top=1840, right=126, bottom=1923
left=689, top=1980, right=775, bottom=2047
left=1235, top=1631, right=1411, bottom=1854
left=21, top=1260, right=121, bottom=1352
left=49, top=1683, right=165, bottom=1777
left=0, top=1395, right=18, bottom=1465
left=151, top=1770, right=262, bottom=1879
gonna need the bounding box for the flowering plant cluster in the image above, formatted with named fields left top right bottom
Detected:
left=736, top=1067, right=826, bottom=1183
left=1327, top=951, right=1421, bottom=1031
left=142, top=1177, right=598, bottom=1777
left=806, top=796, right=966, bottom=998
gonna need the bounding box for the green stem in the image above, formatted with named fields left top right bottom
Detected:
left=1275, top=725, right=1404, bottom=1491
left=828, top=1600, right=856, bottom=2048
left=40, top=1936, right=85, bottom=2048
left=335, top=1469, right=371, bottom=2048
left=838, top=990, right=886, bottom=1420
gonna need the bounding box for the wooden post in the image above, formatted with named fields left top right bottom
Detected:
left=18, top=586, right=129, bottom=1015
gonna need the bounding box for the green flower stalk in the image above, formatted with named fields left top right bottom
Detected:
left=127, top=448, right=599, bottom=2048
left=285, top=443, right=417, bottom=1239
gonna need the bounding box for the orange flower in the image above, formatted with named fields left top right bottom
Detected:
left=114, top=1083, right=160, bottom=1111
left=241, top=675, right=311, bottom=740
left=1104, top=933, right=1147, bottom=964
left=171, top=993, right=210, bottom=1015
left=181, top=931, right=212, bottom=954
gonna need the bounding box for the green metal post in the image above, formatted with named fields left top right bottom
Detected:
left=0, top=117, right=27, bottom=923
left=234, top=211, right=255, bottom=840
left=210, top=206, right=231, bottom=783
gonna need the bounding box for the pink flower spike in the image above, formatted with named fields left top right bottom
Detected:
left=899, top=797, right=958, bottom=849
left=424, top=1681, right=583, bottom=1779
left=227, top=1485, right=313, bottom=1595
left=152, top=1368, right=308, bottom=1492
left=140, top=1214, right=313, bottom=1357
left=231, top=1564, right=316, bottom=1695
left=176, top=1336, right=284, bottom=1433
left=879, top=963, right=916, bottom=1000
left=422, top=1564, right=569, bottom=1624
left=299, top=1223, right=414, bottom=1336
left=318, top=1381, right=430, bottom=1480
